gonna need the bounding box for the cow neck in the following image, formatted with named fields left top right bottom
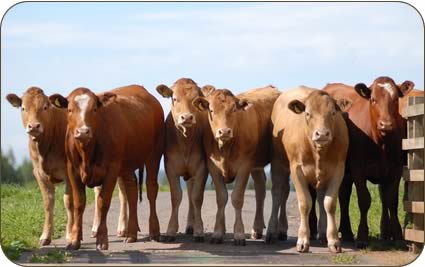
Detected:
left=176, top=122, right=202, bottom=162
left=75, top=139, right=96, bottom=180
left=304, top=126, right=330, bottom=189
left=367, top=103, right=395, bottom=148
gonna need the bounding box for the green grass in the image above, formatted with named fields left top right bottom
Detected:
left=332, top=253, right=358, bottom=264
left=0, top=182, right=95, bottom=261
left=30, top=247, right=71, bottom=263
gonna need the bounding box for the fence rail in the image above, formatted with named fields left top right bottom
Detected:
left=402, top=95, right=424, bottom=254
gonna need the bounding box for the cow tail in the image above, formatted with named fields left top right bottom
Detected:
left=138, top=167, right=144, bottom=202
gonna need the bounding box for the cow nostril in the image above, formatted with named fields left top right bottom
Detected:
left=180, top=115, right=185, bottom=121
left=34, top=123, right=40, bottom=129
left=218, top=129, right=223, bottom=135
left=325, top=131, right=330, bottom=137
left=188, top=114, right=193, bottom=121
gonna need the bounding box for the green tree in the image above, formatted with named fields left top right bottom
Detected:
left=16, top=158, right=35, bottom=184
left=0, top=149, right=18, bottom=184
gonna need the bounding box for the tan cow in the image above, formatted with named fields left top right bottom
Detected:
left=6, top=87, right=129, bottom=246
left=270, top=87, right=349, bottom=253
left=193, top=86, right=280, bottom=245
left=156, top=78, right=209, bottom=242
left=49, top=85, right=164, bottom=250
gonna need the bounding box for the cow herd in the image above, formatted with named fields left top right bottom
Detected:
left=5, top=76, right=422, bottom=254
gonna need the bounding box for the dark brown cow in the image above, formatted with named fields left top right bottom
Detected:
left=50, top=85, right=164, bottom=250
left=323, top=76, right=414, bottom=247
left=156, top=78, right=209, bottom=242
left=193, top=86, right=280, bottom=245
left=270, top=87, right=349, bottom=253
left=6, top=87, right=128, bottom=246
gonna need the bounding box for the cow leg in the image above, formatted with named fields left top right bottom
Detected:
left=190, top=167, right=208, bottom=242
left=251, top=169, right=266, bottom=240
left=210, top=168, right=228, bottom=244
left=96, top=175, right=118, bottom=250
left=185, top=178, right=195, bottom=235
left=231, top=165, right=250, bottom=246
left=67, top=164, right=86, bottom=250
left=266, top=158, right=287, bottom=244
left=116, top=177, right=129, bottom=238
left=35, top=172, right=55, bottom=246
left=354, top=178, right=370, bottom=248
left=381, top=177, right=403, bottom=240
left=91, top=186, right=101, bottom=238
left=379, top=184, right=390, bottom=240
left=317, top=187, right=327, bottom=245
left=164, top=167, right=182, bottom=242
left=64, top=178, right=74, bottom=244
left=123, top=173, right=139, bottom=243
left=338, top=176, right=354, bottom=242
left=278, top=177, right=290, bottom=241
left=325, top=169, right=343, bottom=254
left=308, top=185, right=318, bottom=240
left=291, top=165, right=311, bottom=253
left=146, top=153, right=161, bottom=241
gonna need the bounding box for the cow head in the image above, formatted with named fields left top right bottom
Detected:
left=193, top=88, right=253, bottom=148
left=6, top=87, right=53, bottom=141
left=354, top=76, right=414, bottom=135
left=288, top=91, right=350, bottom=149
left=49, top=87, right=116, bottom=144
left=156, top=78, right=213, bottom=136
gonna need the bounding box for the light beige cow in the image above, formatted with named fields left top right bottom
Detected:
left=193, top=86, right=280, bottom=245
left=6, top=87, right=128, bottom=245
left=156, top=78, right=209, bottom=242
left=270, top=87, right=349, bottom=253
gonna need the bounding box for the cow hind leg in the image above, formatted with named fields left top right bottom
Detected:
left=317, top=187, right=327, bottom=245
left=308, top=185, right=318, bottom=241
left=251, top=169, right=266, bottom=240
left=122, top=173, right=139, bottom=243
left=116, top=177, right=129, bottom=238
left=145, top=154, right=161, bottom=241
left=338, top=176, right=354, bottom=242
left=185, top=178, right=195, bottom=235
left=164, top=167, right=182, bottom=242
left=354, top=179, right=371, bottom=248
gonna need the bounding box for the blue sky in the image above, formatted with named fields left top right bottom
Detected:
left=1, top=2, right=424, bottom=164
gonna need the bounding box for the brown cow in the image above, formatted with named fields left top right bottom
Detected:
left=193, top=86, right=280, bottom=245
left=323, top=77, right=414, bottom=247
left=6, top=87, right=129, bottom=246
left=271, top=87, right=349, bottom=253
left=156, top=78, right=209, bottom=242
left=49, top=85, right=164, bottom=250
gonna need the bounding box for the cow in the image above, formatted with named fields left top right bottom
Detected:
left=270, top=87, right=349, bottom=253
left=49, top=85, right=164, bottom=250
left=6, top=87, right=129, bottom=246
left=323, top=76, right=415, bottom=247
left=155, top=78, right=209, bottom=242
left=193, top=86, right=280, bottom=245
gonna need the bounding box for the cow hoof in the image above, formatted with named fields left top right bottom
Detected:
left=161, top=235, right=176, bottom=242
left=185, top=226, right=194, bottom=235
left=209, top=237, right=224, bottom=244
left=355, top=241, right=368, bottom=249
left=296, top=243, right=310, bottom=253
left=124, top=237, right=137, bottom=243
left=39, top=239, right=51, bottom=246
left=150, top=234, right=161, bottom=242
left=319, top=235, right=328, bottom=245
left=233, top=238, right=246, bottom=246
left=193, top=236, right=204, bottom=242
left=251, top=232, right=262, bottom=240
left=328, top=244, right=342, bottom=253
left=265, top=233, right=277, bottom=244
left=96, top=243, right=108, bottom=250
left=91, top=231, right=97, bottom=238
left=66, top=241, right=81, bottom=250
left=278, top=232, right=287, bottom=241
left=117, top=230, right=127, bottom=238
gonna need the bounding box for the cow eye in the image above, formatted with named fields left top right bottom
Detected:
left=21, top=107, right=25, bottom=112
left=306, top=112, right=311, bottom=117
left=371, top=98, right=377, bottom=105
left=68, top=109, right=72, bottom=113
left=210, top=109, right=214, bottom=114
left=332, top=110, right=336, bottom=116
left=172, top=97, right=178, bottom=103
left=43, top=105, right=48, bottom=111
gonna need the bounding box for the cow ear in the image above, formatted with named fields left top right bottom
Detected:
left=236, top=98, right=253, bottom=111
left=398, top=80, right=415, bottom=97
left=336, top=98, right=352, bottom=112
left=354, top=83, right=371, bottom=99
left=156, top=84, right=173, bottom=98
left=201, top=85, right=216, bottom=97
left=192, top=97, right=209, bottom=111
left=288, top=100, right=305, bottom=114
left=6, top=94, right=22, bottom=108
left=98, top=92, right=116, bottom=107
left=49, top=94, right=68, bottom=108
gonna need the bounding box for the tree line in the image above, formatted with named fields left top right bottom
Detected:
left=0, top=149, right=35, bottom=185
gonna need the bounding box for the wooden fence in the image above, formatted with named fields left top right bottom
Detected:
left=402, top=96, right=424, bottom=253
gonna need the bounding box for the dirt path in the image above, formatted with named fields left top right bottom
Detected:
left=18, top=191, right=418, bottom=265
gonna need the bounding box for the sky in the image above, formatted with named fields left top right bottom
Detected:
left=1, top=2, right=424, bottom=164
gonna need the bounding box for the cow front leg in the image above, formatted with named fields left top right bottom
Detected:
left=338, top=176, right=354, bottom=242
left=382, top=176, right=403, bottom=240
left=251, top=169, right=266, bottom=240
left=185, top=178, right=195, bottom=235
left=67, top=164, right=86, bottom=250
left=116, top=177, right=129, bottom=238
left=278, top=175, right=290, bottom=241
left=96, top=175, right=118, bottom=250
left=35, top=172, right=55, bottom=246
left=210, top=168, right=228, bottom=244
left=64, top=178, right=74, bottom=244
left=91, top=186, right=101, bottom=237
left=190, top=166, right=208, bottom=242
left=232, top=164, right=251, bottom=246
left=354, top=178, right=371, bottom=248
left=123, top=174, right=139, bottom=243
left=164, top=167, right=182, bottom=242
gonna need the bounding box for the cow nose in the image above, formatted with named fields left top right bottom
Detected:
left=312, top=128, right=331, bottom=141
left=28, top=123, right=41, bottom=130
left=217, top=128, right=233, bottom=139
left=179, top=113, right=195, bottom=124
left=75, top=127, right=91, bottom=139
left=378, top=120, right=393, bottom=130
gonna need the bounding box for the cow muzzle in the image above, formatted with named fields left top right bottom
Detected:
left=26, top=122, right=43, bottom=138
left=177, top=113, right=196, bottom=127
left=74, top=127, right=92, bottom=141
left=312, top=128, right=332, bottom=146
left=378, top=120, right=393, bottom=134
left=216, top=128, right=233, bottom=146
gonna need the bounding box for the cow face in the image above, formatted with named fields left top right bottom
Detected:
left=354, top=77, right=414, bottom=135
left=288, top=91, right=348, bottom=148
left=49, top=88, right=116, bottom=144
left=193, top=89, right=253, bottom=148
left=6, top=87, right=52, bottom=141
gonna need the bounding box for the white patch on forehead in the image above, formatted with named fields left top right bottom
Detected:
left=74, top=94, right=90, bottom=125
left=377, top=83, right=395, bottom=97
